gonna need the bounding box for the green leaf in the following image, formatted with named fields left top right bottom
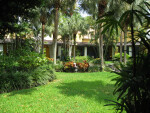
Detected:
left=109, top=25, right=114, bottom=36
left=144, top=2, right=150, bottom=11
left=119, top=10, right=130, bottom=25
left=101, top=24, right=112, bottom=34
left=133, top=10, right=143, bottom=26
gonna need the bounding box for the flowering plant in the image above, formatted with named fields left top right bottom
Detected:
left=63, top=61, right=75, bottom=72
left=47, top=58, right=54, bottom=62
left=76, top=60, right=89, bottom=72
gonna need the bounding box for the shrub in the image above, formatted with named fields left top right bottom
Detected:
left=47, top=57, right=54, bottom=63
left=0, top=71, right=32, bottom=93
left=113, top=53, right=130, bottom=61
left=31, top=64, right=56, bottom=86
left=91, top=58, right=101, bottom=64
left=54, top=64, right=63, bottom=72
left=104, top=66, right=112, bottom=72
left=107, top=55, right=150, bottom=113
left=88, top=65, right=100, bottom=72
left=63, top=61, right=76, bottom=72
left=73, top=56, right=92, bottom=62
left=76, top=60, right=89, bottom=72
left=0, top=48, right=56, bottom=93
left=0, top=64, right=56, bottom=93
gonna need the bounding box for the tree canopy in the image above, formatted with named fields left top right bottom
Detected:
left=0, top=0, right=44, bottom=39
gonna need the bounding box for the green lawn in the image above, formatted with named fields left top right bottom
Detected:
left=0, top=72, right=118, bottom=113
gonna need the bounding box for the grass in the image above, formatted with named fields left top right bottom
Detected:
left=105, top=61, right=114, bottom=64
left=0, top=72, right=118, bottom=113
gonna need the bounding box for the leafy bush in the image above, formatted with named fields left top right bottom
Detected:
left=76, top=60, right=89, bottom=72
left=47, top=57, right=54, bottom=63
left=0, top=64, right=56, bottom=93
left=104, top=66, right=112, bottom=72
left=0, top=47, right=56, bottom=93
left=31, top=64, right=56, bottom=86
left=90, top=58, right=101, bottom=64
left=113, top=53, right=130, bottom=61
left=63, top=61, right=76, bottom=72
left=88, top=65, right=100, bottom=72
left=88, top=65, right=112, bottom=72
left=54, top=64, right=63, bottom=72
left=107, top=55, right=150, bottom=113
left=0, top=49, right=51, bottom=72
left=73, top=56, right=92, bottom=62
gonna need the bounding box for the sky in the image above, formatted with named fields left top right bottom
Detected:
left=77, top=0, right=91, bottom=17
left=80, top=11, right=91, bottom=17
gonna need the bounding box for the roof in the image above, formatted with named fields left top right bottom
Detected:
left=44, top=40, right=141, bottom=46
left=0, top=39, right=12, bottom=44
left=44, top=40, right=63, bottom=45
left=76, top=42, right=96, bottom=46
left=116, top=42, right=140, bottom=46
left=44, top=40, right=96, bottom=46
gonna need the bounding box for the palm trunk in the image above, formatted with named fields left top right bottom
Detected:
left=73, top=34, right=76, bottom=62
left=98, top=0, right=107, bottom=71
left=120, top=31, right=123, bottom=63
left=53, top=7, right=59, bottom=65
left=68, top=36, right=72, bottom=60
left=131, top=8, right=136, bottom=77
left=63, top=37, right=66, bottom=60
left=41, top=23, right=45, bottom=54
left=124, top=27, right=127, bottom=64
left=16, top=35, right=19, bottom=50
left=99, top=26, right=104, bottom=71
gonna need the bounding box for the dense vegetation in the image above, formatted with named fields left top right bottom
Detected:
left=0, top=39, right=56, bottom=93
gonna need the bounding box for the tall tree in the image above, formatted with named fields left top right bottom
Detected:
left=80, top=0, right=107, bottom=71
left=0, top=0, right=43, bottom=39
left=40, top=8, right=48, bottom=54
left=59, top=14, right=71, bottom=60
left=120, top=31, right=123, bottom=62
left=69, top=12, right=89, bottom=61
left=49, top=0, right=76, bottom=64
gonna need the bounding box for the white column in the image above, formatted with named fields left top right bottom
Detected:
left=129, top=47, right=132, bottom=56
left=84, top=46, right=87, bottom=56
left=0, top=44, right=3, bottom=52
left=58, top=46, right=61, bottom=57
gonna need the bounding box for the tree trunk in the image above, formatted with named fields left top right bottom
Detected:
left=16, top=34, right=19, bottom=50
left=41, top=23, right=45, bottom=54
left=68, top=36, right=72, bottom=60
left=124, top=27, right=127, bottom=64
left=63, top=37, right=66, bottom=60
left=53, top=7, right=59, bottom=65
left=99, top=26, right=104, bottom=71
left=73, top=34, right=76, bottom=62
left=120, top=31, right=123, bottom=63
left=130, top=9, right=136, bottom=77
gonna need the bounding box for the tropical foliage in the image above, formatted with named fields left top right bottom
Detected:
left=98, top=0, right=150, bottom=112
left=0, top=39, right=56, bottom=93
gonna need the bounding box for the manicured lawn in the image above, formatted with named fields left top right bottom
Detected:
left=105, top=61, right=114, bottom=64
left=0, top=72, right=118, bottom=113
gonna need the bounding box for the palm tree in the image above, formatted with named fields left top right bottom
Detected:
left=69, top=12, right=89, bottom=61
left=120, top=31, right=123, bottom=62
left=96, top=1, right=150, bottom=112
left=80, top=0, right=107, bottom=71
left=49, top=0, right=76, bottom=64
left=40, top=8, right=48, bottom=54
left=59, top=14, right=71, bottom=60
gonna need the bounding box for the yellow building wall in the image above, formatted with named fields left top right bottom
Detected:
left=82, top=39, right=90, bottom=43
left=44, top=45, right=50, bottom=58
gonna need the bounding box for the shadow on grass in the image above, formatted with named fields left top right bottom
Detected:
left=56, top=80, right=116, bottom=103
left=8, top=87, right=37, bottom=96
